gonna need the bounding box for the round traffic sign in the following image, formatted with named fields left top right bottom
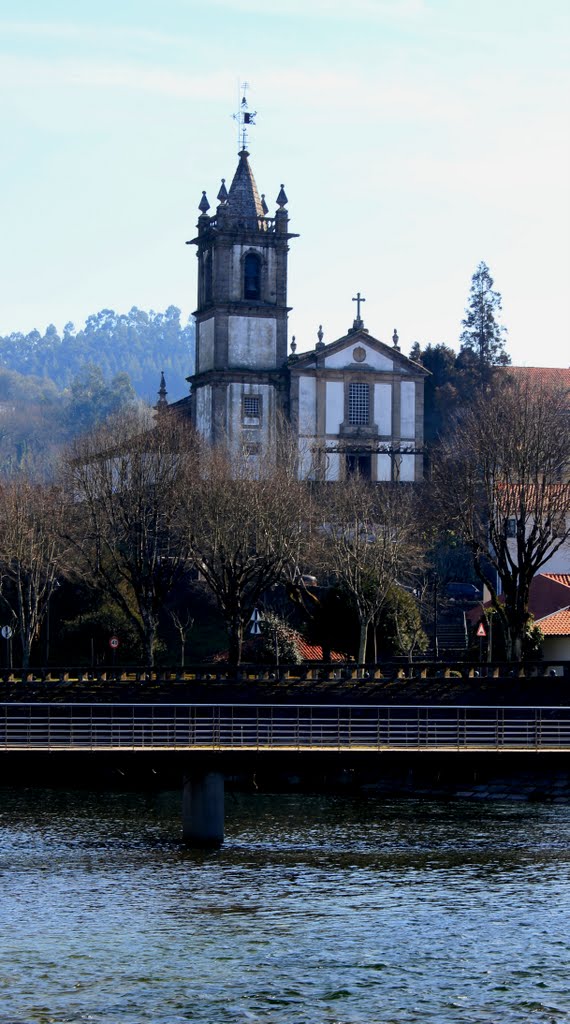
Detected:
left=1, top=625, right=12, bottom=640
left=109, top=636, right=120, bottom=649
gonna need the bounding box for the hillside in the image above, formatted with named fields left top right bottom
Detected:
left=0, top=305, right=195, bottom=403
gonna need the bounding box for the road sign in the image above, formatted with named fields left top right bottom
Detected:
left=476, top=622, right=487, bottom=638
left=1, top=626, right=12, bottom=639
left=250, top=622, right=262, bottom=635
left=249, top=608, right=262, bottom=622
left=109, top=636, right=120, bottom=649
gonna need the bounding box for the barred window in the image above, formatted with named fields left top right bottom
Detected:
left=243, top=396, right=260, bottom=418
left=349, top=383, right=369, bottom=425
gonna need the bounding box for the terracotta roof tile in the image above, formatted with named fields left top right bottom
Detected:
left=537, top=606, right=570, bottom=635
left=502, top=366, right=570, bottom=390
left=294, top=638, right=345, bottom=662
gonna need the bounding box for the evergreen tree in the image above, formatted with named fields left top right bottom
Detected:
left=459, top=261, right=510, bottom=383
left=409, top=342, right=460, bottom=443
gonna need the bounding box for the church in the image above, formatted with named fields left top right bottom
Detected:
left=170, top=141, right=427, bottom=483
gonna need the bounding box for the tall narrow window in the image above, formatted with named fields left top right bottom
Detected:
left=243, top=253, right=261, bottom=300
left=505, top=518, right=517, bottom=538
left=203, top=250, right=212, bottom=305
left=349, top=383, right=370, bottom=425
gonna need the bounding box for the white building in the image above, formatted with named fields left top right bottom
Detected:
left=173, top=146, right=427, bottom=482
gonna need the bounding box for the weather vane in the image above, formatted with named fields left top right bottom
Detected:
left=233, top=81, right=257, bottom=152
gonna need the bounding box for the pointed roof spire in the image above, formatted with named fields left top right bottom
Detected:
left=198, top=190, right=210, bottom=214
left=276, top=184, right=288, bottom=208
left=217, top=178, right=228, bottom=203
left=156, top=370, right=168, bottom=412
left=227, top=149, right=265, bottom=221
left=261, top=193, right=269, bottom=215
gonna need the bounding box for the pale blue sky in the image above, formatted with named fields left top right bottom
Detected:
left=1, top=0, right=568, bottom=367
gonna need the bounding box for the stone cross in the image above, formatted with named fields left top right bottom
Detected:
left=352, top=292, right=366, bottom=322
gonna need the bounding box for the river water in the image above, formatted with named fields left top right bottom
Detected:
left=1, top=788, right=569, bottom=1023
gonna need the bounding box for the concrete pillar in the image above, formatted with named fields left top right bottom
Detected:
left=182, top=772, right=225, bottom=847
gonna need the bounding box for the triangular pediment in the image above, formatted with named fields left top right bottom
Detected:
left=290, top=328, right=428, bottom=376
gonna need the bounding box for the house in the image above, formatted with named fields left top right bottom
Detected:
left=534, top=606, right=570, bottom=661
left=469, top=573, right=570, bottom=656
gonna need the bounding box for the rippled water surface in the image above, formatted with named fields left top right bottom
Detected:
left=1, top=788, right=570, bottom=1023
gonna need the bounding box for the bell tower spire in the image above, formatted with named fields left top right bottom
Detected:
left=187, top=93, right=298, bottom=447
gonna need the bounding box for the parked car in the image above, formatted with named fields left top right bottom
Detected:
left=445, top=582, right=481, bottom=601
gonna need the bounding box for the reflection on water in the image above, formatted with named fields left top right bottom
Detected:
left=1, top=788, right=569, bottom=1023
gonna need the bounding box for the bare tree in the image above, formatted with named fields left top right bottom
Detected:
left=434, top=374, right=570, bottom=660
left=315, top=475, right=421, bottom=663
left=185, top=440, right=309, bottom=667
left=169, top=608, right=194, bottom=668
left=64, top=408, right=197, bottom=666
left=0, top=474, right=68, bottom=667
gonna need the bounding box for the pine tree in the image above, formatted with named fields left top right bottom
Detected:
left=459, top=261, right=510, bottom=383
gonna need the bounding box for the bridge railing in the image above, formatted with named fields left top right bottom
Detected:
left=0, top=660, right=568, bottom=686
left=1, top=703, right=570, bottom=751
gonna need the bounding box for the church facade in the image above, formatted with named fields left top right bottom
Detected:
left=175, top=147, right=427, bottom=482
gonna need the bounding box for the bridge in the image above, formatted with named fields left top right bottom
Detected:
left=2, top=701, right=569, bottom=846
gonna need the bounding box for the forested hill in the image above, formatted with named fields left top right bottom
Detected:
left=0, top=306, right=195, bottom=402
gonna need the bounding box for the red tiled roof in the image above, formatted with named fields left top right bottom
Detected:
left=466, top=572, right=570, bottom=625
left=536, top=606, right=570, bottom=636
left=295, top=638, right=345, bottom=662
left=503, top=366, right=570, bottom=389
left=212, top=634, right=346, bottom=663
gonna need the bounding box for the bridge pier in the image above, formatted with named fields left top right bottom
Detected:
left=182, top=772, right=225, bottom=847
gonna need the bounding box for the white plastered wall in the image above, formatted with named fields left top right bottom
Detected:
left=298, top=376, right=316, bottom=435
left=196, top=385, right=212, bottom=440
left=325, top=381, right=344, bottom=434
left=228, top=316, right=276, bottom=369
left=297, top=438, right=315, bottom=480
left=227, top=382, right=275, bottom=448
left=198, top=317, right=215, bottom=372
left=325, top=347, right=394, bottom=371
left=400, top=381, right=416, bottom=439
left=399, top=454, right=415, bottom=481
left=297, top=376, right=317, bottom=479
left=377, top=454, right=392, bottom=481
left=374, top=383, right=392, bottom=436
left=542, top=636, right=570, bottom=661
left=325, top=444, right=340, bottom=481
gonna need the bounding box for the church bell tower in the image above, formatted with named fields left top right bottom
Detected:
left=187, top=111, right=297, bottom=450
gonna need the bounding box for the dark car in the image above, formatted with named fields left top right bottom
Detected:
left=445, top=582, right=481, bottom=601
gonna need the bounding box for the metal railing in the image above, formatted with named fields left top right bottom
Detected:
left=1, top=703, right=570, bottom=752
